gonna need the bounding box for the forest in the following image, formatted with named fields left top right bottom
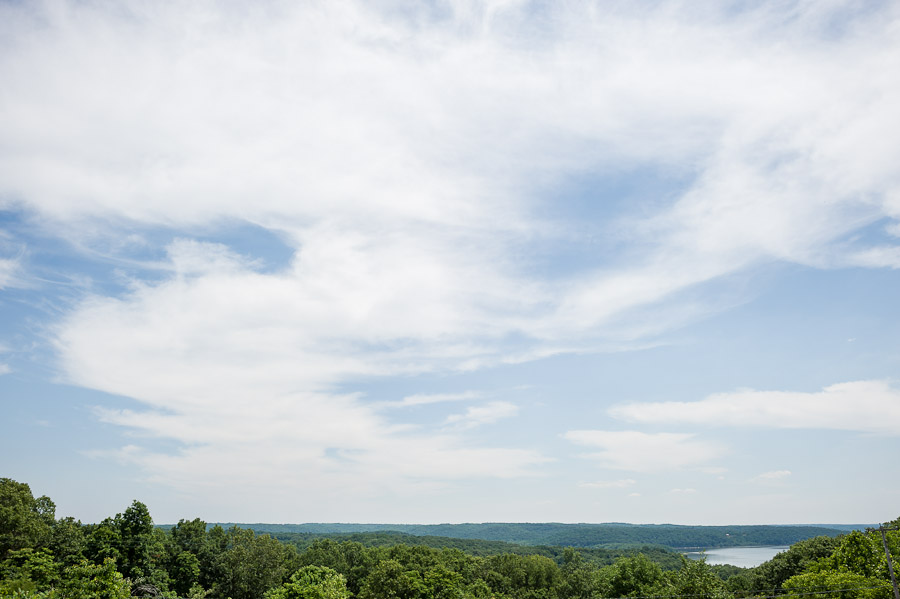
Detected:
left=2, top=477, right=898, bottom=599
left=219, top=523, right=845, bottom=550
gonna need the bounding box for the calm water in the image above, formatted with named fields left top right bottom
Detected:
left=683, top=545, right=789, bottom=568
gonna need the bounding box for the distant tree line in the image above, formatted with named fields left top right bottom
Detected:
left=209, top=522, right=846, bottom=550
left=267, top=531, right=685, bottom=569
left=2, top=478, right=898, bottom=598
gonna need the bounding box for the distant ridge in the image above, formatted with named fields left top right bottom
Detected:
left=203, top=522, right=849, bottom=549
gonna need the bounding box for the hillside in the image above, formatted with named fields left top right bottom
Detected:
left=208, top=522, right=848, bottom=549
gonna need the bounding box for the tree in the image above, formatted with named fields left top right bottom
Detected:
left=483, top=554, right=558, bottom=598
left=594, top=554, right=665, bottom=598
left=199, top=524, right=229, bottom=592
left=297, top=540, right=376, bottom=596
left=85, top=521, right=122, bottom=565
left=171, top=518, right=207, bottom=555
left=49, top=517, right=85, bottom=567
left=213, top=527, right=297, bottom=599
left=171, top=551, right=201, bottom=597
left=666, top=556, right=730, bottom=599
left=734, top=534, right=841, bottom=595
left=557, top=548, right=595, bottom=599
left=265, top=565, right=350, bottom=599
left=358, top=559, right=426, bottom=599
left=423, top=565, right=464, bottom=599
left=0, top=547, right=60, bottom=595
left=115, top=500, right=154, bottom=579
left=0, top=479, right=55, bottom=559
left=57, top=558, right=132, bottom=599
left=783, top=570, right=890, bottom=599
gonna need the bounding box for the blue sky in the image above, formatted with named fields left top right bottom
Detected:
left=1, top=0, right=899, bottom=526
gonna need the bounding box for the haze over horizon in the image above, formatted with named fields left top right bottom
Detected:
left=1, top=0, right=899, bottom=527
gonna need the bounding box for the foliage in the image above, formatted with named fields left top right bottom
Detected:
left=265, top=565, right=350, bottom=599
left=212, top=526, right=298, bottom=599
left=0, top=479, right=55, bottom=560
left=277, top=530, right=684, bottom=569
left=1, top=477, right=898, bottom=599
left=56, top=559, right=132, bottom=599
left=594, top=553, right=665, bottom=598
left=782, top=570, right=890, bottom=598
left=728, top=534, right=841, bottom=595
left=226, top=521, right=846, bottom=549
left=667, top=556, right=732, bottom=599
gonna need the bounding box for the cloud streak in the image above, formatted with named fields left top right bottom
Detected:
left=444, top=401, right=519, bottom=429
left=610, top=380, right=900, bottom=435
left=578, top=479, right=637, bottom=490
left=564, top=430, right=725, bottom=473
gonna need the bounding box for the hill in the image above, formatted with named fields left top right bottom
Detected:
left=207, top=522, right=846, bottom=549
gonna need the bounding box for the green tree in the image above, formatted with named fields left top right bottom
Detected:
left=59, top=558, right=131, bottom=599
left=265, top=565, right=351, bottom=599
left=115, top=500, right=154, bottom=579
left=171, top=551, right=201, bottom=597
left=557, top=548, right=595, bottom=599
left=480, top=554, right=559, bottom=599
left=85, top=521, right=122, bottom=565
left=172, top=518, right=208, bottom=555
left=49, top=517, right=85, bottom=567
left=214, top=527, right=297, bottom=599
left=199, top=524, right=229, bottom=592
left=0, top=548, right=60, bottom=595
left=733, top=534, right=840, bottom=595
left=358, top=559, right=426, bottom=599
left=0, top=479, right=55, bottom=559
left=423, top=565, right=463, bottom=599
left=783, top=570, right=890, bottom=599
left=297, top=540, right=377, bottom=596
left=594, top=554, right=665, bottom=598
left=825, top=531, right=884, bottom=578
left=666, top=556, right=730, bottom=599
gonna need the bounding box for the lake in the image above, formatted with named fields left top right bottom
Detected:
left=683, top=545, right=789, bottom=568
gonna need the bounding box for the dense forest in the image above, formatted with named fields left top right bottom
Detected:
left=263, top=532, right=686, bottom=569
left=2, top=477, right=898, bottom=598
left=217, top=523, right=846, bottom=550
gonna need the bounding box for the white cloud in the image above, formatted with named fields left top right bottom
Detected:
left=165, top=239, right=261, bottom=276
left=445, top=401, right=519, bottom=429
left=0, top=258, right=20, bottom=289
left=1, top=2, right=899, bottom=329
left=578, top=479, right=637, bottom=489
left=845, top=246, right=900, bottom=269
left=564, top=430, right=725, bottom=473
left=610, top=380, right=900, bottom=435
left=754, top=470, right=792, bottom=482
left=668, top=488, right=697, bottom=495
left=0, top=363, right=11, bottom=375
left=698, top=467, right=728, bottom=475
left=379, top=391, right=483, bottom=409
left=89, top=393, right=548, bottom=510
left=4, top=0, right=900, bottom=510
left=49, top=238, right=546, bottom=514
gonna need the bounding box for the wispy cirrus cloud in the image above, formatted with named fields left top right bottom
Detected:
left=0, top=252, right=23, bottom=289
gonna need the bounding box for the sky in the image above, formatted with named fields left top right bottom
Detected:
left=1, top=0, right=899, bottom=527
